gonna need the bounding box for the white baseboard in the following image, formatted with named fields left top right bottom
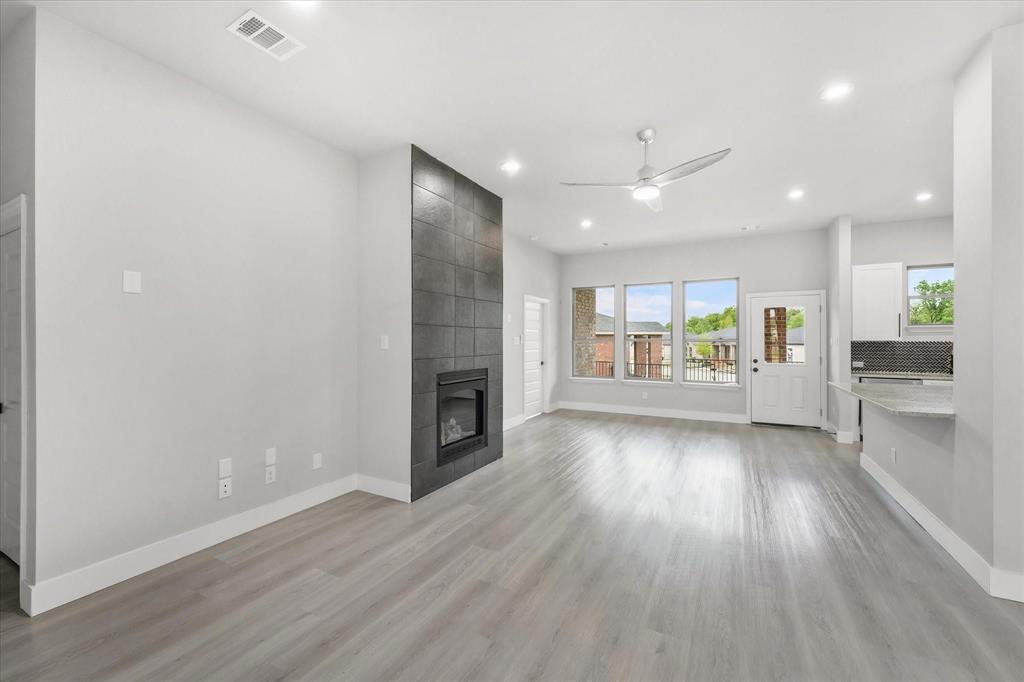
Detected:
left=356, top=474, right=410, bottom=503
left=860, top=453, right=1023, bottom=603
left=555, top=401, right=748, bottom=424
left=21, top=475, right=358, bottom=616
left=503, top=414, right=526, bottom=431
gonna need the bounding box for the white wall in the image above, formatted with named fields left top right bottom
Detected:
left=31, top=12, right=360, bottom=585
left=952, top=34, right=996, bottom=566
left=852, top=216, right=953, bottom=266
left=502, top=233, right=560, bottom=427
left=988, top=23, right=1023, bottom=582
left=0, top=11, right=36, bottom=582
left=558, top=229, right=828, bottom=420
left=356, top=147, right=412, bottom=494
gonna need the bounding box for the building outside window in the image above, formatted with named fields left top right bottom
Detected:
left=572, top=286, right=615, bottom=377
left=625, top=283, right=672, bottom=380
left=683, top=278, right=739, bottom=383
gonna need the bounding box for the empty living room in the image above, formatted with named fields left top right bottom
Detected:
left=1, top=1, right=1022, bottom=680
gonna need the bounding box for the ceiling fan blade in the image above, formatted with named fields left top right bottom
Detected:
left=649, top=148, right=731, bottom=186
left=645, top=195, right=663, bottom=213
left=559, top=181, right=637, bottom=188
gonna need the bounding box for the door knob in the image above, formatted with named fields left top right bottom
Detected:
left=752, top=367, right=759, bottom=373
left=752, top=358, right=759, bottom=364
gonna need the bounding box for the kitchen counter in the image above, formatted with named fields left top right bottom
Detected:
left=830, top=380, right=954, bottom=418
left=852, top=371, right=954, bottom=381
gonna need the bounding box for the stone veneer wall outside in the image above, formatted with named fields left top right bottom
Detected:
left=410, top=146, right=503, bottom=501
left=572, top=288, right=597, bottom=375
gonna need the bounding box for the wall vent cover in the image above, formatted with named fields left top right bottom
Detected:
left=226, top=10, right=305, bottom=62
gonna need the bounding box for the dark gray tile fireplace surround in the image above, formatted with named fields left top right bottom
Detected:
left=410, top=146, right=503, bottom=501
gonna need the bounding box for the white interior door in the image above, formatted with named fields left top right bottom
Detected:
left=749, top=293, right=823, bottom=427
left=523, top=299, right=544, bottom=419
left=0, top=199, right=23, bottom=564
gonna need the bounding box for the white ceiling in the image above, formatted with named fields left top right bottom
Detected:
left=9, top=1, right=1023, bottom=253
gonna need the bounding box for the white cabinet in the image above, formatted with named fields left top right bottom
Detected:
left=852, top=262, right=903, bottom=340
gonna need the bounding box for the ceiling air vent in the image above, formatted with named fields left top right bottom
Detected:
left=226, top=10, right=305, bottom=62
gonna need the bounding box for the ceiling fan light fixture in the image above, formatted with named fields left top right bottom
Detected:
left=632, top=184, right=660, bottom=201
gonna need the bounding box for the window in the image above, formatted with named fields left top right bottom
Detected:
left=572, top=286, right=615, bottom=378
left=683, top=279, right=738, bottom=383
left=907, top=264, right=954, bottom=326
left=625, top=283, right=672, bottom=381
left=762, top=307, right=806, bottom=364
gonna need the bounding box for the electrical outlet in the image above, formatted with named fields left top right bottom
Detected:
left=852, top=361, right=865, bottom=369
left=219, top=477, right=232, bottom=499
left=890, top=447, right=897, bottom=464
left=265, top=447, right=277, bottom=466
left=265, top=465, right=277, bottom=484
left=312, top=452, right=322, bottom=470
left=379, top=334, right=389, bottom=350
left=218, top=457, right=232, bottom=479
left=641, top=391, right=649, bottom=400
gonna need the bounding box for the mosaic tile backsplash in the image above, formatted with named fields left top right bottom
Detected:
left=851, top=340, right=954, bottom=374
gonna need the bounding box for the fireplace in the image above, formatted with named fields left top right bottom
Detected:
left=436, top=369, right=488, bottom=467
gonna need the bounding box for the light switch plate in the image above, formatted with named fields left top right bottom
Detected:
left=265, top=465, right=277, bottom=484
left=122, top=270, right=142, bottom=294
left=265, top=447, right=277, bottom=466
left=219, top=477, right=232, bottom=499
left=218, top=457, right=232, bottom=479
left=379, top=334, right=389, bottom=350
left=312, top=452, right=322, bottom=470
left=513, top=335, right=521, bottom=345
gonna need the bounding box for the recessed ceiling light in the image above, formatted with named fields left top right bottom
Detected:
left=289, top=1, right=319, bottom=9
left=820, top=82, right=854, bottom=101
left=787, top=187, right=805, bottom=200
left=915, top=191, right=933, bottom=202
left=580, top=219, right=593, bottom=229
left=529, top=234, right=539, bottom=241
left=632, top=185, right=660, bottom=201
left=500, top=160, right=521, bottom=175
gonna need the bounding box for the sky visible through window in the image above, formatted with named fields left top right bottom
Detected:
left=907, top=265, right=954, bottom=293
left=625, top=284, right=671, bottom=324
left=685, top=279, right=736, bottom=319
left=595, top=287, right=615, bottom=317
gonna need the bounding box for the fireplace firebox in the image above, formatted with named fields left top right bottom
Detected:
left=436, top=369, right=488, bottom=466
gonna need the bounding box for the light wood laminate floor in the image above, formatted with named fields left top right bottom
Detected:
left=2, top=411, right=1022, bottom=681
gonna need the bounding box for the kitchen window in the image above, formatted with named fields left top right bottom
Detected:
left=907, top=264, right=954, bottom=326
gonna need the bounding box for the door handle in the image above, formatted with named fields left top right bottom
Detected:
left=752, top=358, right=759, bottom=364
left=752, top=367, right=759, bottom=373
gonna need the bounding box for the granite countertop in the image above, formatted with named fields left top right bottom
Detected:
left=830, top=380, right=954, bottom=418
left=851, top=370, right=954, bottom=381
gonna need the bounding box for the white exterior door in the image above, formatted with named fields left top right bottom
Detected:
left=0, top=197, right=23, bottom=564
left=523, top=299, right=544, bottom=419
left=749, top=292, right=823, bottom=427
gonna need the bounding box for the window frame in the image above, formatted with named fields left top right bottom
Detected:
left=906, top=263, right=954, bottom=328
left=682, top=277, right=740, bottom=386
left=571, top=284, right=616, bottom=380
left=623, top=281, right=673, bottom=383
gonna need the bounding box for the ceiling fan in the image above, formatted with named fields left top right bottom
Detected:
left=560, top=129, right=731, bottom=212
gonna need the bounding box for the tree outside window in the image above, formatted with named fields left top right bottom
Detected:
left=907, top=265, right=954, bottom=326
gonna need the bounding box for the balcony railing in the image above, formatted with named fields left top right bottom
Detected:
left=685, top=358, right=737, bottom=383
left=626, top=362, right=672, bottom=380
left=594, top=360, right=614, bottom=377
